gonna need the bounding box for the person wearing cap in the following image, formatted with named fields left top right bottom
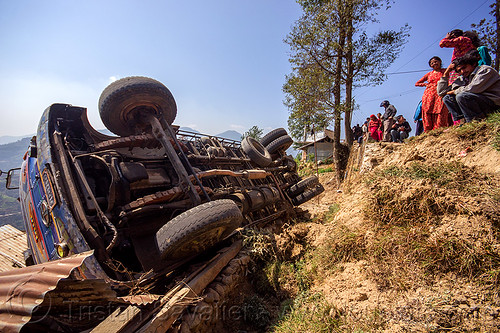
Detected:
left=380, top=100, right=397, bottom=142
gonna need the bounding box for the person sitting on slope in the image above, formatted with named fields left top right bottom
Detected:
left=437, top=50, right=500, bottom=124
left=390, top=115, right=412, bottom=143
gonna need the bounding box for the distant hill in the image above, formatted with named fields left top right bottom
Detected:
left=179, top=127, right=200, bottom=133
left=215, top=130, right=242, bottom=141
left=0, top=134, right=35, bottom=145
left=0, top=138, right=29, bottom=230
left=0, top=137, right=30, bottom=171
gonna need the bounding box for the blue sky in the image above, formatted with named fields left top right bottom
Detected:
left=0, top=0, right=493, bottom=138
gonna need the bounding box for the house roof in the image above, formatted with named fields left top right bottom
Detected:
left=0, top=224, right=27, bottom=272
left=298, top=129, right=335, bottom=150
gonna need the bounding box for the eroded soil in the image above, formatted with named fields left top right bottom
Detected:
left=281, top=124, right=500, bottom=332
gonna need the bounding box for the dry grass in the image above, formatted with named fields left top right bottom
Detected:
left=361, top=159, right=500, bottom=290
left=272, top=292, right=341, bottom=333
left=246, top=113, right=500, bottom=331
left=365, top=161, right=500, bottom=225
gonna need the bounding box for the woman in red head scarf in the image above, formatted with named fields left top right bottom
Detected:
left=368, top=114, right=382, bottom=141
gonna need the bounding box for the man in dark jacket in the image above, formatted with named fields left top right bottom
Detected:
left=390, top=115, right=411, bottom=143
left=352, top=124, right=362, bottom=142
left=380, top=100, right=397, bottom=142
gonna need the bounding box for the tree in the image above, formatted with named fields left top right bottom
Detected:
left=284, top=0, right=409, bottom=185
left=241, top=125, right=264, bottom=141
left=284, top=63, right=334, bottom=142
left=471, top=0, right=500, bottom=70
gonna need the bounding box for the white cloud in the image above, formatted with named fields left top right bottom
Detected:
left=109, top=76, right=118, bottom=84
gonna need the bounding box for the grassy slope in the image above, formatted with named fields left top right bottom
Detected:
left=242, top=113, right=500, bottom=332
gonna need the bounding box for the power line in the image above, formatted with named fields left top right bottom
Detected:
left=359, top=88, right=421, bottom=103
left=353, top=0, right=490, bottom=102
left=386, top=69, right=429, bottom=75
left=392, top=0, right=490, bottom=73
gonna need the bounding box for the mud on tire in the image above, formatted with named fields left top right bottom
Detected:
left=156, top=199, right=242, bottom=261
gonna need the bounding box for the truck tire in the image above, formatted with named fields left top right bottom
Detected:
left=288, top=175, right=320, bottom=197
left=292, top=184, right=325, bottom=206
left=260, top=128, right=287, bottom=147
left=156, top=199, right=242, bottom=261
left=241, top=137, right=272, bottom=167
left=99, top=76, right=177, bottom=137
left=266, top=135, right=293, bottom=155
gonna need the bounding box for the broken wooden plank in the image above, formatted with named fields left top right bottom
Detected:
left=91, top=240, right=242, bottom=333
left=137, top=240, right=243, bottom=333
left=91, top=306, right=142, bottom=333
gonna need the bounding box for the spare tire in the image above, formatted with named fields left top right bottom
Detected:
left=266, top=134, right=293, bottom=155
left=292, top=184, right=325, bottom=206
left=99, top=76, right=177, bottom=137
left=156, top=199, right=242, bottom=261
left=287, top=175, right=320, bottom=197
left=260, top=128, right=287, bottom=147
left=241, top=137, right=272, bottom=167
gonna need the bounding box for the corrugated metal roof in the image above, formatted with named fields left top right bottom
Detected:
left=0, top=251, right=94, bottom=333
left=0, top=225, right=27, bottom=272
left=298, top=129, right=335, bottom=150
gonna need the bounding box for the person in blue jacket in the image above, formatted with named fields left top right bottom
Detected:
left=413, top=101, right=423, bottom=136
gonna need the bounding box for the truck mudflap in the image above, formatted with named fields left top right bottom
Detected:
left=0, top=251, right=97, bottom=333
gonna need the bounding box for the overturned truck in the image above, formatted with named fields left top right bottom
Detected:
left=1, top=77, right=324, bottom=331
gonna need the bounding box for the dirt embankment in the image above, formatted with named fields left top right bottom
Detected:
left=173, top=117, right=500, bottom=332
left=266, top=117, right=500, bottom=332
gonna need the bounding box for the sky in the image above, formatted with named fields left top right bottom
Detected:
left=0, top=0, right=493, bottom=139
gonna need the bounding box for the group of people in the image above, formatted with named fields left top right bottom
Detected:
left=353, top=103, right=411, bottom=144
left=415, top=29, right=498, bottom=132
left=353, top=29, right=500, bottom=143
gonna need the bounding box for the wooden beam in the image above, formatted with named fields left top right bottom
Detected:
left=91, top=240, right=242, bottom=333
left=137, top=240, right=243, bottom=333
left=91, top=306, right=142, bottom=333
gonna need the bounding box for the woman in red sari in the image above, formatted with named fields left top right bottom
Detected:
left=415, top=56, right=450, bottom=132
left=368, top=114, right=382, bottom=141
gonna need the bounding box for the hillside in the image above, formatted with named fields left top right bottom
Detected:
left=216, top=130, right=243, bottom=141
left=0, top=138, right=29, bottom=230
left=238, top=113, right=500, bottom=332
left=0, top=137, right=30, bottom=171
